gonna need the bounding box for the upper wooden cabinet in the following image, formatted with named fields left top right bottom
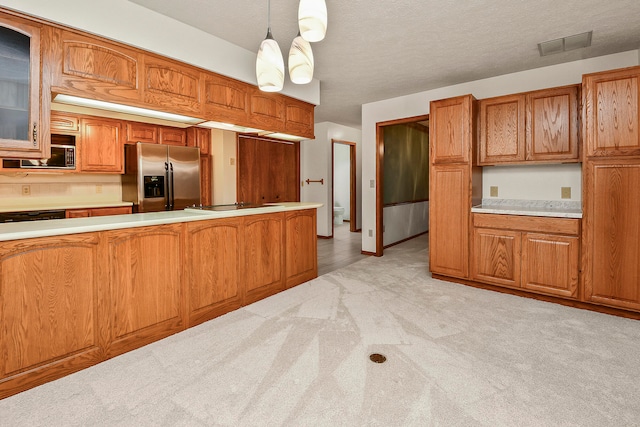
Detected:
left=49, top=29, right=142, bottom=104
left=143, top=55, right=202, bottom=116
left=284, top=98, right=315, bottom=139
left=158, top=126, right=187, bottom=146
left=249, top=88, right=286, bottom=131
left=0, top=12, right=48, bottom=159
left=79, top=117, right=123, bottom=173
left=125, top=122, right=157, bottom=144
left=187, top=127, right=211, bottom=155
left=583, top=66, right=640, bottom=158
left=478, top=85, right=580, bottom=165
left=430, top=95, right=474, bottom=164
left=50, top=113, right=80, bottom=133
left=202, top=73, right=248, bottom=125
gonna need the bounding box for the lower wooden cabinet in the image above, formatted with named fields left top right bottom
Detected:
left=65, top=206, right=132, bottom=218
left=0, top=209, right=318, bottom=398
left=471, top=214, right=580, bottom=298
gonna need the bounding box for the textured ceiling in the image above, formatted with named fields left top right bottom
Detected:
left=128, top=0, right=640, bottom=129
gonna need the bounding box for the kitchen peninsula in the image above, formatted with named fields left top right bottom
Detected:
left=0, top=202, right=320, bottom=398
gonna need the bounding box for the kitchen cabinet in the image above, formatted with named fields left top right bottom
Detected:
left=244, top=213, right=285, bottom=304
left=125, top=122, right=157, bottom=144
left=249, top=88, right=286, bottom=131
left=79, top=117, right=123, bottom=173
left=65, top=206, right=132, bottom=218
left=185, top=218, right=243, bottom=326
left=478, top=85, right=580, bottom=165
left=429, top=95, right=480, bottom=279
left=103, top=223, right=184, bottom=358
left=0, top=233, right=104, bottom=398
left=49, top=28, right=142, bottom=104
left=583, top=66, right=640, bottom=158
left=187, top=127, right=211, bottom=155
left=284, top=97, right=315, bottom=139
left=237, top=136, right=300, bottom=204
left=50, top=113, right=80, bottom=133
left=143, top=55, right=202, bottom=116
left=158, top=126, right=187, bottom=146
left=285, top=209, right=318, bottom=288
left=471, top=213, right=580, bottom=298
left=200, top=154, right=212, bottom=206
left=202, top=73, right=249, bottom=125
left=0, top=12, right=48, bottom=159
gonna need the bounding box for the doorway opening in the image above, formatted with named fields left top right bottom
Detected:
left=331, top=139, right=357, bottom=237
left=375, top=115, right=429, bottom=256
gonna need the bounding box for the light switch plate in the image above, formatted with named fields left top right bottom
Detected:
left=561, top=187, right=571, bottom=199
left=490, top=186, right=498, bottom=197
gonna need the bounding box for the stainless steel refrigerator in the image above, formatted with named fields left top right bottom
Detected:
left=122, top=142, right=201, bottom=212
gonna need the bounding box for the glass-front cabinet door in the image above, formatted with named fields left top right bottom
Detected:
left=0, top=14, right=43, bottom=157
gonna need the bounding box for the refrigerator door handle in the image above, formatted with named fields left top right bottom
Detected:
left=164, top=161, right=170, bottom=210
left=169, top=162, right=175, bottom=210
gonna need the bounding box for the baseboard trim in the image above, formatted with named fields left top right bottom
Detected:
left=361, top=251, right=375, bottom=256
left=383, top=230, right=428, bottom=249
left=317, top=235, right=332, bottom=240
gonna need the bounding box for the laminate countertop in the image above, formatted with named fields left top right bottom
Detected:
left=471, top=199, right=582, bottom=219
left=0, top=202, right=322, bottom=242
left=0, top=200, right=133, bottom=213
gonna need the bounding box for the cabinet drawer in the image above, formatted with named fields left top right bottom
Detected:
left=472, top=213, right=579, bottom=236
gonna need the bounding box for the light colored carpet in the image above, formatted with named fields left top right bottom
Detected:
left=2, top=234, right=640, bottom=426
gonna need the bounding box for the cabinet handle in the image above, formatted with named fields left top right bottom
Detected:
left=32, top=122, right=37, bottom=146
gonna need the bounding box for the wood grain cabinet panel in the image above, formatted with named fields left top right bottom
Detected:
left=51, top=29, right=141, bottom=103
left=285, top=209, right=318, bottom=288
left=584, top=161, right=640, bottom=310
left=79, top=117, right=123, bottom=173
left=526, top=86, right=580, bottom=162
left=143, top=56, right=202, bottom=115
left=104, top=224, right=183, bottom=357
left=126, top=122, right=157, bottom=144
left=50, top=113, right=80, bottom=133
left=249, top=89, right=286, bottom=130
left=522, top=233, right=579, bottom=298
left=0, top=234, right=103, bottom=398
left=66, top=206, right=132, bottom=218
left=583, top=67, right=640, bottom=157
left=472, top=228, right=521, bottom=288
left=185, top=219, right=243, bottom=326
left=244, top=213, right=285, bottom=304
left=479, top=94, right=526, bottom=164
left=187, top=127, right=211, bottom=155
left=202, top=74, right=248, bottom=124
left=0, top=12, right=46, bottom=159
left=284, top=98, right=315, bottom=139
left=158, top=126, right=187, bottom=146
left=430, top=95, right=473, bottom=164
left=200, top=154, right=212, bottom=206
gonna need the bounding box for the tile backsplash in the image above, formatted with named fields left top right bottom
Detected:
left=0, top=173, right=122, bottom=208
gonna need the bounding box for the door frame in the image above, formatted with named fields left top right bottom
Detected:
left=375, top=114, right=429, bottom=256
left=331, top=139, right=357, bottom=237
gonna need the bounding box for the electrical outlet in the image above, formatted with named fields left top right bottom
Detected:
left=95, top=184, right=103, bottom=194
left=490, top=186, right=498, bottom=197
left=229, top=158, right=235, bottom=166
left=22, top=185, right=31, bottom=196
left=368, top=229, right=373, bottom=237
left=561, top=187, right=571, bottom=199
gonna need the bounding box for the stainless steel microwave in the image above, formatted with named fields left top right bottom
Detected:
left=21, top=144, right=76, bottom=169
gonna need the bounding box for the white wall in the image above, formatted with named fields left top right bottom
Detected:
left=1, top=0, right=319, bottom=105
left=301, top=122, right=361, bottom=237
left=333, top=143, right=350, bottom=220
left=361, top=50, right=640, bottom=254
left=211, top=129, right=237, bottom=205
left=483, top=164, right=582, bottom=201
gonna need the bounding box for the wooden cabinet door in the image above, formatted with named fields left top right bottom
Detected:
left=126, top=122, right=157, bottom=144
left=284, top=98, right=315, bottom=139
left=472, top=228, right=521, bottom=288
left=526, top=85, right=580, bottom=162
left=66, top=209, right=90, bottom=218
left=200, top=154, right=212, bottom=206
left=79, top=117, right=123, bottom=173
left=187, top=127, right=211, bottom=155
left=249, top=88, right=286, bottom=131
left=104, top=224, right=184, bottom=357
left=479, top=94, right=526, bottom=165
left=0, top=13, right=45, bottom=158
left=583, top=66, right=640, bottom=157
left=51, top=113, right=80, bottom=133
left=244, top=213, right=285, bottom=304
left=158, top=126, right=187, bottom=146
left=429, top=165, right=470, bottom=278
left=430, top=95, right=473, bottom=164
left=584, top=161, right=640, bottom=311
left=0, top=234, right=103, bottom=398
left=143, top=55, right=202, bottom=115
left=202, top=73, right=248, bottom=125
left=237, top=137, right=259, bottom=204
left=522, top=233, right=579, bottom=298
left=50, top=29, right=142, bottom=104
left=185, top=219, right=243, bottom=326
left=285, top=209, right=317, bottom=288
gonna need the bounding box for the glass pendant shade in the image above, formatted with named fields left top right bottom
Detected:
left=298, top=0, right=327, bottom=42
left=288, top=32, right=314, bottom=84
left=256, top=28, right=284, bottom=92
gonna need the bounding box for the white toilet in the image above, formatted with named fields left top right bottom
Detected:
left=333, top=206, right=345, bottom=225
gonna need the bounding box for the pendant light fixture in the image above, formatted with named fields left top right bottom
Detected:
left=298, top=0, right=327, bottom=42
left=256, top=0, right=284, bottom=92
left=288, top=31, right=314, bottom=84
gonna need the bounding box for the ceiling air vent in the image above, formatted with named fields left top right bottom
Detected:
left=538, top=31, right=592, bottom=56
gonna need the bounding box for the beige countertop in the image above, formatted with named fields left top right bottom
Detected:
left=0, top=202, right=322, bottom=242
left=471, top=198, right=582, bottom=219
left=0, top=200, right=133, bottom=213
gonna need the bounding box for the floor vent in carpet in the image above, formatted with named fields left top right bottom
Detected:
left=369, top=353, right=387, bottom=363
